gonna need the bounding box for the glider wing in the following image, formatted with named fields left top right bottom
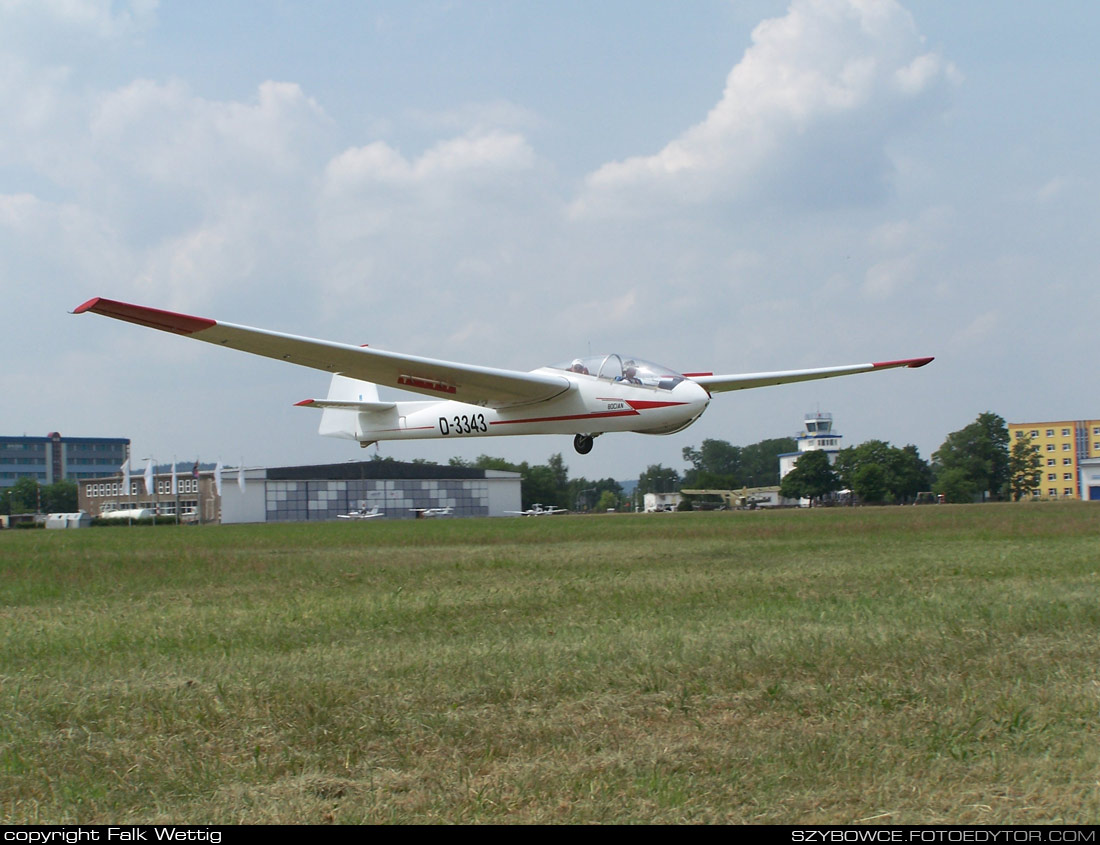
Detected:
left=690, top=357, right=934, bottom=394
left=74, top=297, right=572, bottom=408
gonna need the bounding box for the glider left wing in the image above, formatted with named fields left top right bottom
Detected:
left=691, top=357, right=934, bottom=394
left=73, top=297, right=572, bottom=408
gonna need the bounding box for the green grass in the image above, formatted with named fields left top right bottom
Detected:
left=2, top=504, right=1099, bottom=823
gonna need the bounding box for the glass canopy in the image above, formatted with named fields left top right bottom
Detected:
left=550, top=354, right=685, bottom=390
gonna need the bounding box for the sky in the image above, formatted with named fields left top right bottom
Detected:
left=3, top=0, right=1098, bottom=482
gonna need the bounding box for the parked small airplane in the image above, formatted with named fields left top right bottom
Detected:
left=74, top=297, right=932, bottom=455
left=506, top=503, right=569, bottom=516
left=337, top=504, right=383, bottom=520
left=411, top=506, right=454, bottom=518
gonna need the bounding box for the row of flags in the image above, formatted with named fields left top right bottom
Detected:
left=119, top=458, right=246, bottom=496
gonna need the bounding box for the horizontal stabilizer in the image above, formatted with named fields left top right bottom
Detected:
left=295, top=398, right=396, bottom=412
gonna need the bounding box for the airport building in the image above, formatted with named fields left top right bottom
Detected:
left=1, top=432, right=130, bottom=490
left=79, top=467, right=219, bottom=522
left=778, top=412, right=844, bottom=479
left=78, top=459, right=522, bottom=522
left=1007, top=420, right=1100, bottom=500
left=1078, top=458, right=1100, bottom=503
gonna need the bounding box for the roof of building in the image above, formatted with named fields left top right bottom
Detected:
left=259, top=460, right=516, bottom=481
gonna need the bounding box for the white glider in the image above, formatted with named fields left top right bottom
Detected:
left=74, top=297, right=932, bottom=455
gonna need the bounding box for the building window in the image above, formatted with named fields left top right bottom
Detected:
left=1048, top=473, right=1056, bottom=481
left=1047, top=444, right=1055, bottom=451
left=1046, top=429, right=1054, bottom=437
left=1048, top=459, right=1056, bottom=466
left=1049, top=488, right=1057, bottom=497
left=1063, top=444, right=1071, bottom=451
left=1064, top=458, right=1072, bottom=465
left=1062, top=428, right=1071, bottom=436
left=1065, top=488, right=1074, bottom=496
left=1030, top=430, right=1039, bottom=437
left=1064, top=473, right=1073, bottom=480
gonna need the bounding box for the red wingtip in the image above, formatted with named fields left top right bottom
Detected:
left=873, top=356, right=934, bottom=370
left=71, top=296, right=217, bottom=334
left=72, top=297, right=102, bottom=314
left=294, top=399, right=316, bottom=407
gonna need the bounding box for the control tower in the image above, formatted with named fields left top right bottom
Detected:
left=779, top=412, right=843, bottom=480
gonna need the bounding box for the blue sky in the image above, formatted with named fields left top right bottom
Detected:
left=3, top=1, right=1098, bottom=481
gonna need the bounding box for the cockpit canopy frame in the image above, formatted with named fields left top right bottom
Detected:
left=551, top=354, right=685, bottom=391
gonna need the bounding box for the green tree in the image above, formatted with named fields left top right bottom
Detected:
left=595, top=490, right=620, bottom=511
left=933, top=412, right=1010, bottom=501
left=568, top=477, right=622, bottom=512
left=740, top=438, right=797, bottom=487
left=834, top=440, right=931, bottom=504
left=851, top=463, right=888, bottom=504
left=545, top=453, right=569, bottom=494
left=889, top=444, right=933, bottom=503
left=637, top=464, right=680, bottom=495
left=680, top=436, right=796, bottom=489
left=1008, top=436, right=1042, bottom=501
left=5, top=477, right=41, bottom=513
left=936, top=466, right=978, bottom=504
left=779, top=450, right=840, bottom=505
left=41, top=480, right=78, bottom=512
left=682, top=439, right=741, bottom=487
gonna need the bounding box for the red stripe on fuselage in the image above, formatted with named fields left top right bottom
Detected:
left=490, top=409, right=639, bottom=427
left=490, top=400, right=687, bottom=427
left=625, top=400, right=687, bottom=411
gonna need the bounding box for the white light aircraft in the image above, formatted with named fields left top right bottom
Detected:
left=506, top=504, right=569, bottom=517
left=74, top=297, right=933, bottom=455
left=337, top=504, right=383, bottom=520
left=412, top=506, right=454, bottom=518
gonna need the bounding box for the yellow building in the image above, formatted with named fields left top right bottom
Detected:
left=1008, top=420, right=1100, bottom=500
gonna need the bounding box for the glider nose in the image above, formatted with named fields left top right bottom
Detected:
left=679, top=377, right=711, bottom=407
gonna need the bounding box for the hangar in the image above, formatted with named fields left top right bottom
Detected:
left=80, top=460, right=522, bottom=523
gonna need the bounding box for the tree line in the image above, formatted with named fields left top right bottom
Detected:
left=638, top=412, right=1033, bottom=507
left=435, top=411, right=1029, bottom=510
left=2, top=478, right=78, bottom=515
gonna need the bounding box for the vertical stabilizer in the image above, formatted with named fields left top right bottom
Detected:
left=318, top=375, right=381, bottom=440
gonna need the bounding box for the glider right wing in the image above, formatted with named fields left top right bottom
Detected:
left=73, top=297, right=572, bottom=408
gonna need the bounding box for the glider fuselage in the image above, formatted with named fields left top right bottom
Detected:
left=327, top=369, right=711, bottom=445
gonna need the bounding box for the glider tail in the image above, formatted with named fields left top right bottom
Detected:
left=318, top=374, right=381, bottom=441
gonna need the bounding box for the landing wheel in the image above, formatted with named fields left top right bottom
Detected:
left=574, top=434, right=594, bottom=455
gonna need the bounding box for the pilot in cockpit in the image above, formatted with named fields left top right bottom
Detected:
left=617, top=360, right=642, bottom=385
left=570, top=359, right=589, bottom=375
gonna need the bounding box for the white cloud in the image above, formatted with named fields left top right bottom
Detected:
left=863, top=254, right=915, bottom=298
left=324, top=130, right=536, bottom=191
left=0, top=0, right=156, bottom=38
left=572, top=0, right=956, bottom=218
left=318, top=130, right=544, bottom=332
left=89, top=79, right=331, bottom=194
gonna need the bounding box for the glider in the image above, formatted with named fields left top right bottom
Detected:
left=73, top=297, right=932, bottom=455
left=337, top=505, right=383, bottom=520
left=506, top=504, right=569, bottom=516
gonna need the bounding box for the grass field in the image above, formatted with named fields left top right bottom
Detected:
left=2, top=504, right=1099, bottom=824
